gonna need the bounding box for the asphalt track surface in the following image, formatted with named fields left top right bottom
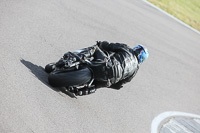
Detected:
left=0, top=0, right=200, bottom=133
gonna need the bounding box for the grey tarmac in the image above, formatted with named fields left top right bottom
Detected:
left=0, top=0, right=200, bottom=133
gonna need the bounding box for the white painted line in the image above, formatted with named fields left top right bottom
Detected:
left=142, top=0, right=200, bottom=35
left=151, top=111, right=200, bottom=133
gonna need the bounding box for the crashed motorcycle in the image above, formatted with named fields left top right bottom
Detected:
left=45, top=49, right=112, bottom=94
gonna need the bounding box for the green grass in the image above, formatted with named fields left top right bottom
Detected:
left=147, top=0, right=200, bottom=31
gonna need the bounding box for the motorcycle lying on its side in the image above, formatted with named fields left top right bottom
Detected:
left=45, top=51, right=112, bottom=95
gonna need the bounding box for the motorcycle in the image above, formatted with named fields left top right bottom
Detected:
left=45, top=50, right=112, bottom=94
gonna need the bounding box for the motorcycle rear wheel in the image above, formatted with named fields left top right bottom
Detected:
left=48, top=67, right=92, bottom=87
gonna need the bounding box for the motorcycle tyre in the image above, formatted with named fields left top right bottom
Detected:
left=48, top=68, right=92, bottom=87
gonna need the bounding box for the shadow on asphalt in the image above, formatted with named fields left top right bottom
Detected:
left=20, top=59, right=76, bottom=98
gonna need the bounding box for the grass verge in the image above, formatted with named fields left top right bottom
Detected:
left=147, top=0, right=200, bottom=31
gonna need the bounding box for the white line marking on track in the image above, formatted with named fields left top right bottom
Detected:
left=151, top=111, right=200, bottom=133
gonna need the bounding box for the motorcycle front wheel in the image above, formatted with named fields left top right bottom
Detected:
left=48, top=67, right=92, bottom=87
